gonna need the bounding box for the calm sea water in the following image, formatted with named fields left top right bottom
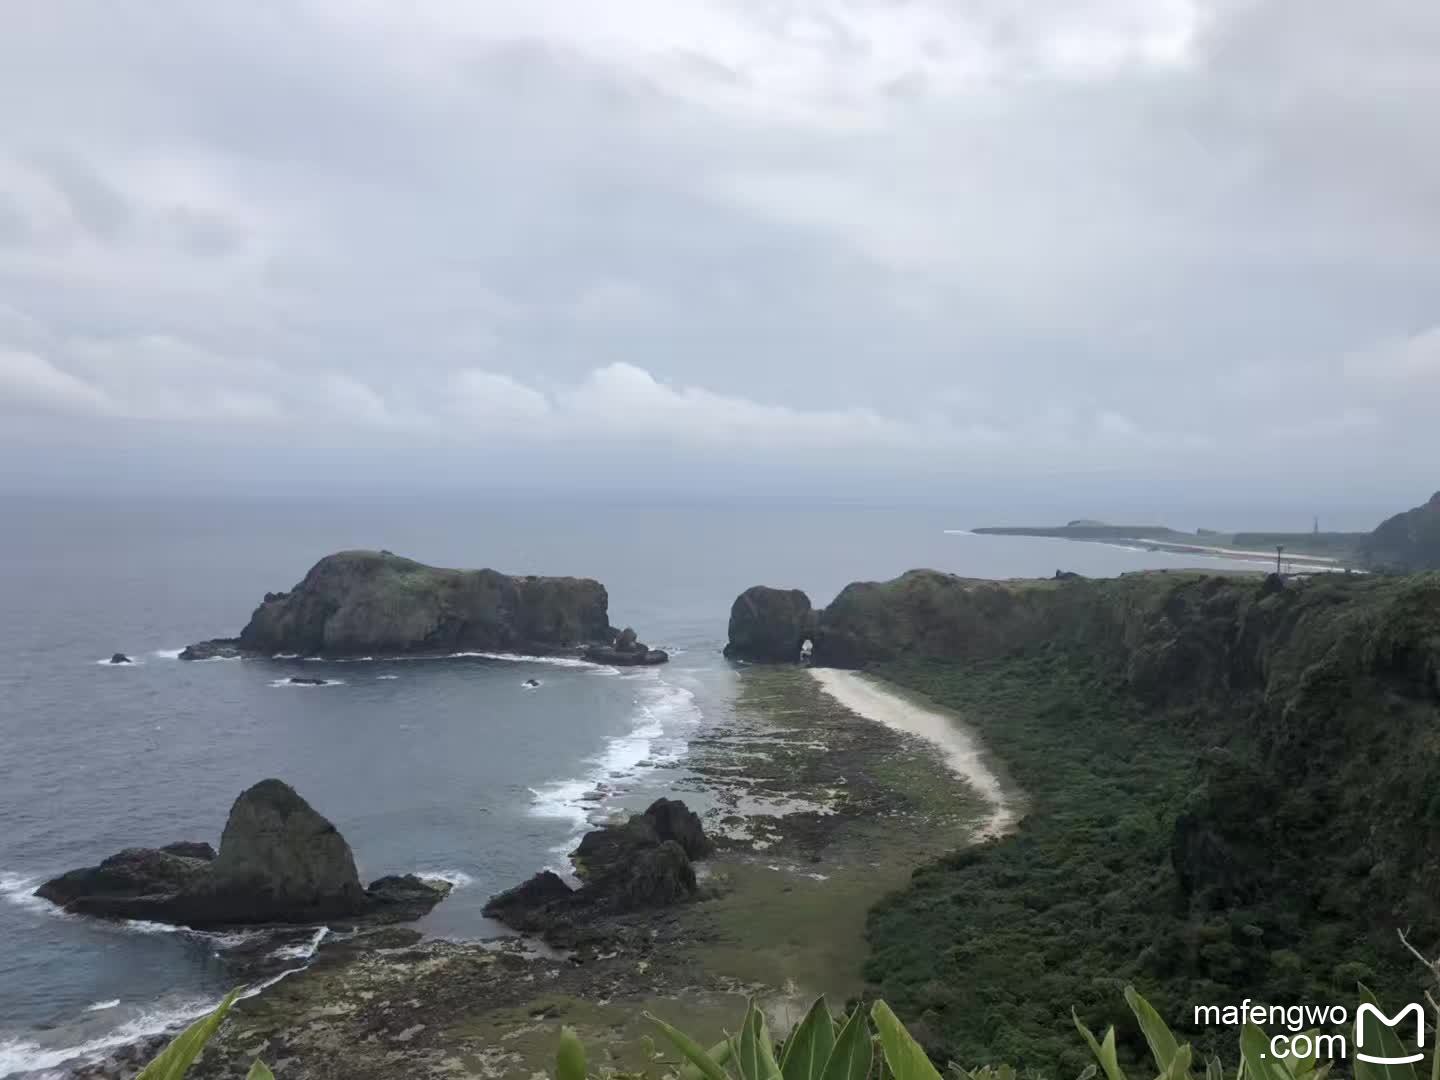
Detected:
left=0, top=493, right=1322, bottom=1077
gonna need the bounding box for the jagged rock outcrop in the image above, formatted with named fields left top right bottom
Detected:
left=108, top=653, right=132, bottom=665
left=723, top=586, right=816, bottom=662
left=182, top=550, right=639, bottom=660
left=483, top=797, right=709, bottom=943
left=581, top=625, right=669, bottom=666
left=38, top=779, right=450, bottom=928
left=1362, top=490, right=1440, bottom=571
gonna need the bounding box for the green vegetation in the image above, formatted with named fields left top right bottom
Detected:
left=137, top=980, right=1436, bottom=1080
left=863, top=647, right=1435, bottom=1074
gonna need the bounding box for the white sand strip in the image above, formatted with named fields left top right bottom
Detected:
left=809, top=668, right=1019, bottom=840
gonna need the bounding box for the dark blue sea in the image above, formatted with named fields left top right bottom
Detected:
left=0, top=493, right=1366, bottom=1077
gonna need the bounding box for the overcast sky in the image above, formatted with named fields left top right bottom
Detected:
left=1, top=1, right=1436, bottom=513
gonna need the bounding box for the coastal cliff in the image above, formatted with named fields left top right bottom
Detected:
left=182, top=550, right=666, bottom=662
left=727, top=567, right=1440, bottom=1066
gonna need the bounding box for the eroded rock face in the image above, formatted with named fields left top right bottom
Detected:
left=723, top=586, right=816, bottom=662
left=181, top=550, right=644, bottom=661
left=236, top=551, right=610, bottom=657
left=484, top=798, right=709, bottom=943
left=197, top=779, right=367, bottom=923
left=38, top=779, right=450, bottom=928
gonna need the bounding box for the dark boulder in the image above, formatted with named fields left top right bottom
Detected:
left=640, top=798, right=712, bottom=859
left=108, top=653, right=133, bottom=665
left=613, top=841, right=695, bottom=907
left=287, top=676, right=328, bottom=685
left=482, top=871, right=574, bottom=929
left=37, top=779, right=449, bottom=928
left=37, top=848, right=212, bottom=911
left=364, top=874, right=454, bottom=920
left=485, top=798, right=710, bottom=941
left=193, top=778, right=367, bottom=923
left=572, top=816, right=660, bottom=878
left=723, top=586, right=816, bottom=662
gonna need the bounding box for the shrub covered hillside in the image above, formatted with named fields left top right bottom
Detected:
left=859, top=570, right=1440, bottom=1072
left=728, top=568, right=1440, bottom=1073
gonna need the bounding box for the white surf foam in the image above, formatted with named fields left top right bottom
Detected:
left=376, top=674, right=399, bottom=680
left=267, top=926, right=329, bottom=961
left=0, top=873, right=47, bottom=917
left=0, top=921, right=336, bottom=1076
left=527, top=675, right=702, bottom=855
left=153, top=648, right=184, bottom=659
left=121, top=919, right=182, bottom=935
left=94, top=657, right=143, bottom=666
left=0, top=997, right=217, bottom=1077
left=450, top=651, right=603, bottom=669
left=417, top=869, right=474, bottom=889
left=272, top=652, right=300, bottom=659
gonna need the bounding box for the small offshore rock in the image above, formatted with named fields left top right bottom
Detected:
left=179, top=639, right=242, bottom=661
left=108, top=653, right=133, bottom=665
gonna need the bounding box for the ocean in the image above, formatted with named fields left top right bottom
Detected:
left=0, top=493, right=1335, bottom=1078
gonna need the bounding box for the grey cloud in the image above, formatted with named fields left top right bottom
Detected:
left=0, top=0, right=1435, bottom=502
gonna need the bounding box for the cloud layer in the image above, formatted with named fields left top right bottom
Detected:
left=1, top=1, right=1436, bottom=500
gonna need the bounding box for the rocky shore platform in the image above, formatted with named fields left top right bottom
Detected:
left=125, top=668, right=997, bottom=1080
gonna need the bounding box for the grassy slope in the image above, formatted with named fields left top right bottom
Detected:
left=854, top=573, right=1440, bottom=1076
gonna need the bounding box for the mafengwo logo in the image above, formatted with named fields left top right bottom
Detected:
left=1193, top=997, right=1429, bottom=1064
left=1355, top=1002, right=1425, bottom=1065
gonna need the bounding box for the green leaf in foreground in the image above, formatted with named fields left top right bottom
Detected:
left=245, top=1062, right=276, bottom=1080
left=782, top=996, right=837, bottom=1080
left=1072, top=1010, right=1127, bottom=1080
left=736, top=1000, right=783, bottom=1080
left=1124, top=985, right=1186, bottom=1079
left=871, top=1000, right=942, bottom=1080
left=557, top=1025, right=587, bottom=1080
left=647, top=1011, right=733, bottom=1080
left=819, top=1007, right=873, bottom=1080
left=137, top=989, right=241, bottom=1080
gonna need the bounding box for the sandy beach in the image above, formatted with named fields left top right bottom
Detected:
left=809, top=668, right=1018, bottom=839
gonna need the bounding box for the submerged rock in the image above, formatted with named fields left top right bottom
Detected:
left=179, top=639, right=242, bottom=661
left=287, top=676, right=328, bottom=685
left=38, top=779, right=449, bottom=928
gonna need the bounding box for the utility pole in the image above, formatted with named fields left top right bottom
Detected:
left=1275, top=545, right=1285, bottom=575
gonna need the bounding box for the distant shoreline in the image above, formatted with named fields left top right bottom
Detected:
left=966, top=524, right=1358, bottom=571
